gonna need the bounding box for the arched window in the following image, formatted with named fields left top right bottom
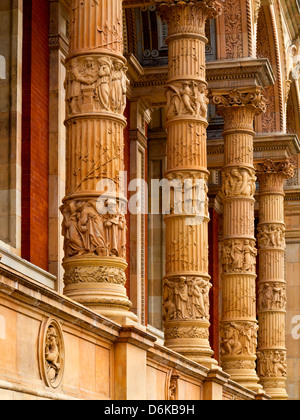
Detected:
left=0, top=55, right=6, bottom=80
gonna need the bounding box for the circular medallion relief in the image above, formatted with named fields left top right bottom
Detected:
left=39, top=318, right=65, bottom=389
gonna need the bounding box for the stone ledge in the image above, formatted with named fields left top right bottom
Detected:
left=0, top=244, right=56, bottom=290
left=0, top=264, right=121, bottom=342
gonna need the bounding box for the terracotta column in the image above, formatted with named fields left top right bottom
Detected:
left=256, top=159, right=294, bottom=400
left=212, top=88, right=266, bottom=391
left=156, top=0, right=224, bottom=368
left=61, top=0, right=137, bottom=322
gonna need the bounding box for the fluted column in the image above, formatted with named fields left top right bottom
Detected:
left=211, top=88, right=266, bottom=391
left=61, top=0, right=137, bottom=322
left=156, top=0, right=224, bottom=368
left=256, top=159, right=295, bottom=400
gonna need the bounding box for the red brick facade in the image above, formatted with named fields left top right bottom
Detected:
left=209, top=208, right=220, bottom=363
left=22, top=0, right=49, bottom=271
left=124, top=102, right=131, bottom=296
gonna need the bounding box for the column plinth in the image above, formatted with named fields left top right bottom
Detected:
left=61, top=0, right=137, bottom=323
left=256, top=159, right=295, bottom=400
left=156, top=0, right=224, bottom=368
left=212, top=88, right=267, bottom=391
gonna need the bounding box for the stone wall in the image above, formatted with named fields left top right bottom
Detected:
left=0, top=256, right=259, bottom=401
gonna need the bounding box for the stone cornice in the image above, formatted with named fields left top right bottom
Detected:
left=206, top=58, right=275, bottom=90
left=207, top=134, right=300, bottom=164
left=128, top=58, right=275, bottom=107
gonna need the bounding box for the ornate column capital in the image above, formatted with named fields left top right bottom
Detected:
left=211, top=88, right=267, bottom=116
left=255, top=159, right=296, bottom=179
left=154, top=0, right=224, bottom=37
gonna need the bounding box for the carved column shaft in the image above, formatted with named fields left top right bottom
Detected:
left=212, top=88, right=266, bottom=391
left=61, top=0, right=137, bottom=322
left=156, top=0, right=224, bottom=368
left=256, top=160, right=294, bottom=400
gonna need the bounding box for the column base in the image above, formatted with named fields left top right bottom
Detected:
left=164, top=320, right=218, bottom=369
left=259, top=378, right=288, bottom=400
left=222, top=356, right=263, bottom=392
left=63, top=256, right=138, bottom=324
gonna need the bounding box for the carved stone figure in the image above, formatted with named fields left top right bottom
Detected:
left=166, top=82, right=208, bottom=120
left=221, top=323, right=243, bottom=356
left=257, top=351, right=287, bottom=378
left=111, top=60, right=128, bottom=113
left=65, top=55, right=129, bottom=116
left=61, top=199, right=127, bottom=260
left=221, top=322, right=258, bottom=357
left=163, top=277, right=210, bottom=321
left=257, top=225, right=286, bottom=249
left=258, top=283, right=286, bottom=310
left=45, top=326, right=61, bottom=385
left=96, top=57, right=112, bottom=111
left=222, top=168, right=256, bottom=197
left=168, top=371, right=180, bottom=401
left=79, top=200, right=108, bottom=256
left=61, top=201, right=86, bottom=257
left=221, top=240, right=257, bottom=274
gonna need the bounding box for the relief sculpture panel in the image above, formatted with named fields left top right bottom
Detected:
left=163, top=277, right=211, bottom=322
left=166, top=82, right=209, bottom=120
left=61, top=199, right=127, bottom=260
left=65, top=55, right=129, bottom=117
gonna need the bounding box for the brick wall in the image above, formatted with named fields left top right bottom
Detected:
left=22, top=0, right=49, bottom=271
left=124, top=102, right=131, bottom=297
left=209, top=208, right=220, bottom=363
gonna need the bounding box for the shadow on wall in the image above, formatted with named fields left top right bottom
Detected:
left=0, top=56, right=6, bottom=79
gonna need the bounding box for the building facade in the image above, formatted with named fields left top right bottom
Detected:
left=0, top=0, right=299, bottom=400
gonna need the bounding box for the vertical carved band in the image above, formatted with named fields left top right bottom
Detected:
left=212, top=88, right=267, bottom=391
left=61, top=0, right=136, bottom=322
left=156, top=0, right=224, bottom=368
left=256, top=159, right=295, bottom=400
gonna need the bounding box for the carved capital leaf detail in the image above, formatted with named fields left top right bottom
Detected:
left=255, top=159, right=296, bottom=179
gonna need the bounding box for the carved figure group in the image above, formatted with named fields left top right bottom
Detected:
left=166, top=82, right=209, bottom=120
left=222, top=168, right=256, bottom=197
left=61, top=199, right=126, bottom=259
left=163, top=277, right=211, bottom=321
left=257, top=225, right=286, bottom=249
left=221, top=322, right=258, bottom=357
left=257, top=351, right=287, bottom=378
left=221, top=240, right=257, bottom=273
left=258, top=283, right=287, bottom=310
left=65, top=56, right=128, bottom=116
